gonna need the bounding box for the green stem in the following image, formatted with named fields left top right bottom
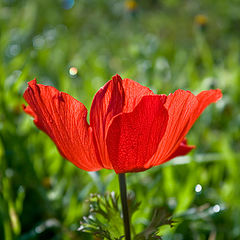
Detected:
left=118, top=173, right=131, bottom=240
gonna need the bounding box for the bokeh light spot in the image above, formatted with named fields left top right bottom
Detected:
left=8, top=44, right=20, bottom=57
left=69, top=67, right=78, bottom=77
left=33, top=35, right=45, bottom=49
left=62, top=0, right=75, bottom=10
left=195, top=184, right=202, bottom=193
left=213, top=204, right=221, bottom=213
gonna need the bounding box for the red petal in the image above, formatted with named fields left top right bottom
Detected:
left=106, top=95, right=168, bottom=173
left=147, top=89, right=222, bottom=168
left=193, top=89, right=222, bottom=123
left=166, top=138, right=195, bottom=161
left=146, top=90, right=198, bottom=168
left=122, top=78, right=154, bottom=112
left=22, top=104, right=36, bottom=117
left=90, top=74, right=125, bottom=168
left=23, top=79, right=101, bottom=171
left=90, top=74, right=154, bottom=169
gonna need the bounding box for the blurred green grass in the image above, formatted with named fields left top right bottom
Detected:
left=0, top=0, right=240, bottom=239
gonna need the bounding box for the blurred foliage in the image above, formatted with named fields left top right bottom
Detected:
left=79, top=192, right=174, bottom=240
left=0, top=0, right=240, bottom=239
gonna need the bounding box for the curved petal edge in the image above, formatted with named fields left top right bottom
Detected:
left=23, top=79, right=102, bottom=171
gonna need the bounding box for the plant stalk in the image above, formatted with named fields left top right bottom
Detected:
left=118, top=173, right=131, bottom=240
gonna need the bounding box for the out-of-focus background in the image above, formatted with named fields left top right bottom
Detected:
left=0, top=0, right=240, bottom=239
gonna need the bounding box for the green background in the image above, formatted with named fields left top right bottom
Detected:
left=0, top=0, right=240, bottom=239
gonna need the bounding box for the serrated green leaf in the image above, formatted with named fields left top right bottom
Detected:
left=79, top=192, right=124, bottom=239
left=135, top=207, right=175, bottom=240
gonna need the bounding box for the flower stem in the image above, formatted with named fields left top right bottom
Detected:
left=118, top=173, right=131, bottom=240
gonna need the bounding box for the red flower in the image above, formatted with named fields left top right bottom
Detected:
left=23, top=74, right=222, bottom=173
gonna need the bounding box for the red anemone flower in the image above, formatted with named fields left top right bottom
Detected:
left=23, top=74, right=222, bottom=173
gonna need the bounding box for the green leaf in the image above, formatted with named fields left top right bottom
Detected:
left=79, top=192, right=124, bottom=240
left=79, top=191, right=141, bottom=240
left=135, top=207, right=175, bottom=240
